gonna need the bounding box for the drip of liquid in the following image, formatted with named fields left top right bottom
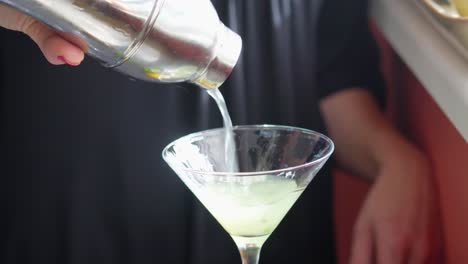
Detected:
left=207, top=89, right=238, bottom=172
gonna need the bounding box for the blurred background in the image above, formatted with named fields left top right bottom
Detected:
left=336, top=1, right=468, bottom=263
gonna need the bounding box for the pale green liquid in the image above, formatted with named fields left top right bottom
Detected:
left=204, top=89, right=302, bottom=247
left=194, top=176, right=303, bottom=238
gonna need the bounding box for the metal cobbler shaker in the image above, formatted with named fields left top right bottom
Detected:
left=2, top=0, right=242, bottom=89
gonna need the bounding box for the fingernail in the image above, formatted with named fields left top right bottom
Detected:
left=57, top=56, right=80, bottom=66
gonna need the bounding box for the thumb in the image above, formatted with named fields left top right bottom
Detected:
left=0, top=4, right=84, bottom=65
left=349, top=218, right=373, bottom=264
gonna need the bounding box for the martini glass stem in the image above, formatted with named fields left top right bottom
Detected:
left=238, top=244, right=262, bottom=264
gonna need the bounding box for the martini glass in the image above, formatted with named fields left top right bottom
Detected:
left=162, top=125, right=334, bottom=264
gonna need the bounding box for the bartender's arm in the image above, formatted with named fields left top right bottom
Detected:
left=0, top=4, right=84, bottom=65
left=317, top=1, right=441, bottom=263
left=321, top=89, right=441, bottom=264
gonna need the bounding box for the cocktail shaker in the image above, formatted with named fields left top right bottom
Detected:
left=1, top=0, right=242, bottom=89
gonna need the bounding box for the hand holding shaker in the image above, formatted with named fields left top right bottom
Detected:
left=1, top=0, right=242, bottom=89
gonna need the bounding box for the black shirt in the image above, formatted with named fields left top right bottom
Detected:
left=0, top=0, right=384, bottom=263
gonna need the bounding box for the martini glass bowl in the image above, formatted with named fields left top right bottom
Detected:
left=162, top=125, right=334, bottom=264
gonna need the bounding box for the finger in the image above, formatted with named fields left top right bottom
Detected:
left=426, top=182, right=444, bottom=264
left=410, top=183, right=442, bottom=264
left=0, top=5, right=84, bottom=65
left=408, top=218, right=431, bottom=263
left=376, top=222, right=409, bottom=264
left=408, top=226, right=431, bottom=264
left=21, top=18, right=84, bottom=65
left=409, top=235, right=436, bottom=264
left=350, top=220, right=373, bottom=264
left=426, top=227, right=444, bottom=264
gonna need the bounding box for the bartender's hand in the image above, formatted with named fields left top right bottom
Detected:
left=320, top=88, right=442, bottom=264
left=0, top=4, right=84, bottom=65
left=350, top=152, right=440, bottom=264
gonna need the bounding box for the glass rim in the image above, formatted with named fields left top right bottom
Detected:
left=162, top=124, right=335, bottom=177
